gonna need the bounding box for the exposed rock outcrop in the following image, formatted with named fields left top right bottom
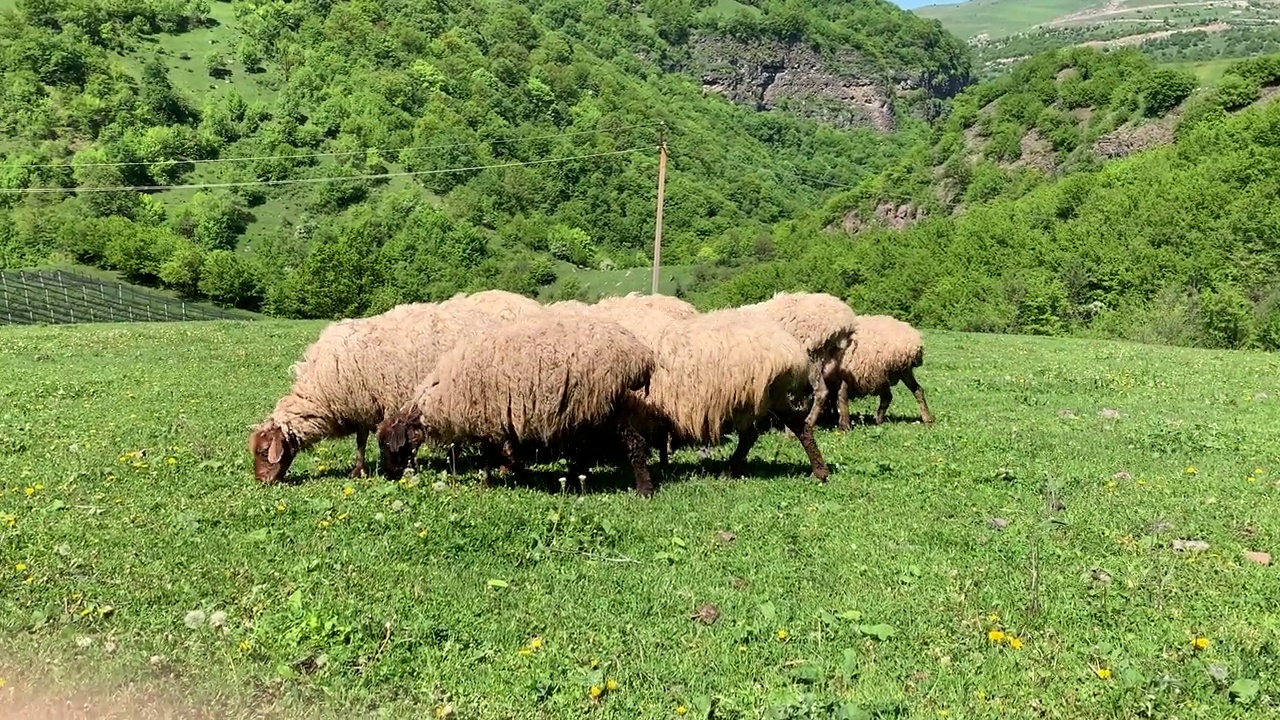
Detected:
left=691, top=35, right=897, bottom=131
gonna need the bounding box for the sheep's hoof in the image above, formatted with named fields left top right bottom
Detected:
left=349, top=464, right=368, bottom=478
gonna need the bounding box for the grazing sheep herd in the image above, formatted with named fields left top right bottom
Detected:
left=249, top=289, right=934, bottom=496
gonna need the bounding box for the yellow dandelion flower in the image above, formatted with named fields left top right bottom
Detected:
left=676, top=706, right=688, bottom=716
left=276, top=502, right=287, bottom=513
left=418, top=529, right=428, bottom=538
left=987, top=629, right=1005, bottom=644
left=15, top=563, right=26, bottom=572
left=343, top=486, right=354, bottom=496
left=317, top=464, right=328, bottom=473
left=33, top=484, right=43, bottom=491
left=24, top=487, right=34, bottom=496
left=1248, top=476, right=1257, bottom=483
left=1185, top=466, right=1197, bottom=475
left=589, top=685, right=602, bottom=700
left=1094, top=667, right=1111, bottom=680
left=776, top=629, right=789, bottom=641
left=318, top=520, right=330, bottom=529
left=528, top=636, right=544, bottom=650
left=606, top=678, right=619, bottom=691
left=1008, top=636, right=1024, bottom=650
left=239, top=640, right=251, bottom=652
left=1192, top=636, right=1210, bottom=650
left=166, top=457, right=177, bottom=465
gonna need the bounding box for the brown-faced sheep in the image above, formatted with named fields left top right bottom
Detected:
left=823, top=314, right=933, bottom=429
left=441, top=289, right=544, bottom=322
left=376, top=315, right=659, bottom=496
left=595, top=291, right=699, bottom=320
left=738, top=292, right=858, bottom=430
left=643, top=307, right=830, bottom=481
left=248, top=303, right=498, bottom=484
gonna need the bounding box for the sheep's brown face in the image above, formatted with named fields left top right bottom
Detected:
left=249, top=423, right=298, bottom=484
left=376, top=413, right=425, bottom=481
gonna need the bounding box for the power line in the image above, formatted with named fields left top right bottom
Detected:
left=1, top=122, right=666, bottom=170
left=0, top=147, right=651, bottom=194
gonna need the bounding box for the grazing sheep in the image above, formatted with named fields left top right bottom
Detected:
left=738, top=292, right=857, bottom=430
left=547, top=298, right=687, bottom=467
left=823, top=314, right=934, bottom=429
left=441, top=289, right=544, bottom=322
left=595, top=291, right=699, bottom=320
left=376, top=315, right=660, bottom=496
left=248, top=303, right=495, bottom=484
left=643, top=307, right=830, bottom=481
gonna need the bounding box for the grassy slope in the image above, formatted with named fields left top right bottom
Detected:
left=915, top=0, right=1095, bottom=38
left=3, top=323, right=1280, bottom=717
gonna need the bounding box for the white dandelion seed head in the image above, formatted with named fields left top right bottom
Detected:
left=183, top=609, right=206, bottom=629
left=209, top=611, right=228, bottom=629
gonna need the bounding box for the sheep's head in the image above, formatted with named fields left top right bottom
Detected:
left=249, top=420, right=300, bottom=484
left=376, top=408, right=426, bottom=480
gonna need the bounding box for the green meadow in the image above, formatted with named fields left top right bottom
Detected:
left=2, top=321, right=1280, bottom=717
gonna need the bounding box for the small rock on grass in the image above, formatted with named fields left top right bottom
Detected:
left=1171, top=539, right=1210, bottom=553
left=690, top=603, right=720, bottom=625
left=1243, top=551, right=1271, bottom=566
left=1099, top=408, right=1121, bottom=419
left=715, top=531, right=736, bottom=545
left=989, top=517, right=1009, bottom=530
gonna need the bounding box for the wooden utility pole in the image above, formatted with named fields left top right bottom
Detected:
left=651, top=128, right=668, bottom=295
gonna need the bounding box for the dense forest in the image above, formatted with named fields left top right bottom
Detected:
left=0, top=0, right=965, bottom=317
left=4, top=0, right=1280, bottom=351
left=704, top=50, right=1280, bottom=351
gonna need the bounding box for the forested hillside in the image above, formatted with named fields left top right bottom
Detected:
left=702, top=49, right=1280, bottom=351
left=0, top=0, right=968, bottom=317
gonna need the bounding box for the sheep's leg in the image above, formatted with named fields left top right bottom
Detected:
left=874, top=388, right=893, bottom=425
left=837, top=379, right=852, bottom=432
left=779, top=410, right=830, bottom=482
left=725, top=423, right=760, bottom=479
left=617, top=423, right=656, bottom=498
left=803, top=360, right=828, bottom=431
left=902, top=369, right=934, bottom=424
left=659, top=428, right=670, bottom=469
left=349, top=429, right=369, bottom=478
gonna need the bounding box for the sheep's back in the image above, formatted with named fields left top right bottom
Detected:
left=648, top=309, right=809, bottom=442
left=419, top=315, right=655, bottom=445
left=746, top=292, right=858, bottom=358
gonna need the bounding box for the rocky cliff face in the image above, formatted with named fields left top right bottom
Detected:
left=688, top=35, right=965, bottom=133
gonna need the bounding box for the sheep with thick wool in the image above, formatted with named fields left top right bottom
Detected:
left=641, top=307, right=831, bottom=481
left=376, top=314, right=660, bottom=496
left=823, top=314, right=934, bottom=429
left=248, top=303, right=498, bottom=484
left=441, top=289, right=544, bottom=322
left=595, top=291, right=699, bottom=320
left=737, top=292, right=858, bottom=430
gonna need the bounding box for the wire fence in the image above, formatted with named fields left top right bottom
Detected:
left=0, top=269, right=256, bottom=325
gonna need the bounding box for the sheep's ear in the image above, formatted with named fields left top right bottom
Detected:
left=267, top=437, right=285, bottom=464
left=385, top=420, right=409, bottom=453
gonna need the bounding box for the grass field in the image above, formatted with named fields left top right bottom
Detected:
left=4, top=322, right=1280, bottom=718
left=914, top=0, right=1094, bottom=39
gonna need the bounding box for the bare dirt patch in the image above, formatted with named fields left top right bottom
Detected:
left=1079, top=21, right=1231, bottom=48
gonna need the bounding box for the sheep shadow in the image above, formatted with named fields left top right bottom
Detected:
left=380, top=438, right=819, bottom=496
left=811, top=410, right=934, bottom=431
